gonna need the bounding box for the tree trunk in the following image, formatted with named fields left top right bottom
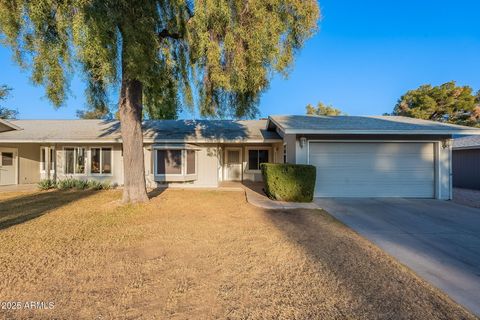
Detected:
left=119, top=75, right=149, bottom=203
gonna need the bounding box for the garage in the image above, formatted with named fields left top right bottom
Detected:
left=308, top=142, right=435, bottom=198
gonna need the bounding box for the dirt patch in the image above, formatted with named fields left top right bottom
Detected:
left=0, top=189, right=475, bottom=319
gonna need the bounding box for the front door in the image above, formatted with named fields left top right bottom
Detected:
left=225, top=148, right=242, bottom=181
left=0, top=148, right=17, bottom=186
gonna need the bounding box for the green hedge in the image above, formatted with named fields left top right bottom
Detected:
left=261, top=163, right=316, bottom=202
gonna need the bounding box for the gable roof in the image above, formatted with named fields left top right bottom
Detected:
left=0, top=119, right=281, bottom=143
left=453, top=135, right=480, bottom=150
left=0, top=119, right=22, bottom=133
left=267, top=115, right=480, bottom=135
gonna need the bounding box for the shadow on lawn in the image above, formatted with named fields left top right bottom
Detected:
left=0, top=190, right=98, bottom=231
left=261, top=208, right=472, bottom=318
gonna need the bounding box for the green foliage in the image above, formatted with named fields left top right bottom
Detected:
left=37, top=179, right=56, bottom=190
left=261, top=163, right=316, bottom=202
left=0, top=85, right=18, bottom=119
left=393, top=81, right=480, bottom=127
left=0, top=0, right=320, bottom=119
left=306, top=102, right=344, bottom=116
left=39, top=178, right=112, bottom=191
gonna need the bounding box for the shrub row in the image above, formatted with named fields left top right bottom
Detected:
left=261, top=163, right=316, bottom=202
left=38, top=178, right=112, bottom=191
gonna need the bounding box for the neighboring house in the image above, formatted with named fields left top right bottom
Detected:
left=0, top=115, right=479, bottom=199
left=452, top=135, right=480, bottom=190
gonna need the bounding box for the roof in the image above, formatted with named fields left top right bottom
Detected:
left=0, top=119, right=22, bottom=133
left=453, top=135, right=480, bottom=149
left=268, top=115, right=480, bottom=135
left=0, top=119, right=281, bottom=143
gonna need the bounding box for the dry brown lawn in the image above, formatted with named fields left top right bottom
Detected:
left=0, top=189, right=475, bottom=319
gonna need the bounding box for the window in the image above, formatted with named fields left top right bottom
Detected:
left=91, top=147, right=112, bottom=174
left=283, top=144, right=287, bottom=164
left=50, top=149, right=55, bottom=170
left=156, top=150, right=182, bottom=175
left=186, top=150, right=196, bottom=174
left=41, top=148, right=46, bottom=171
left=155, top=149, right=196, bottom=175
left=248, top=149, right=269, bottom=171
left=1, top=152, right=13, bottom=166
left=64, top=147, right=85, bottom=174
left=41, top=147, right=55, bottom=172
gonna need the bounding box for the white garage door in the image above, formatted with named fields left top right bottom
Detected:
left=309, top=142, right=435, bottom=198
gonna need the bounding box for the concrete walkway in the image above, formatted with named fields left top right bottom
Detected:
left=220, top=182, right=319, bottom=210
left=316, top=198, right=480, bottom=316
left=0, top=184, right=37, bottom=192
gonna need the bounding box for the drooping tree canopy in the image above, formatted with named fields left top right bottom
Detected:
left=306, top=102, right=344, bottom=116
left=393, top=81, right=480, bottom=127
left=0, top=0, right=320, bottom=119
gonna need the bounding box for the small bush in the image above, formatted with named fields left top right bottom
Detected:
left=41, top=178, right=112, bottom=191
left=37, top=179, right=56, bottom=190
left=261, top=163, right=316, bottom=202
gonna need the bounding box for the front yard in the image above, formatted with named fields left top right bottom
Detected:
left=0, top=189, right=474, bottom=319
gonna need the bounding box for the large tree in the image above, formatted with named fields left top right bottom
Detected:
left=306, top=102, right=344, bottom=116
left=0, top=0, right=319, bottom=203
left=0, top=85, right=18, bottom=119
left=393, top=81, right=480, bottom=127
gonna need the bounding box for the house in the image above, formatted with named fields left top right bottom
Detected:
left=0, top=115, right=479, bottom=199
left=452, top=135, right=480, bottom=190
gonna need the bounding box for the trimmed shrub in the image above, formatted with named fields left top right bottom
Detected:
left=261, top=163, right=316, bottom=202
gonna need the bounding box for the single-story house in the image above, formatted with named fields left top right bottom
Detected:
left=452, top=135, right=480, bottom=190
left=0, top=115, right=479, bottom=199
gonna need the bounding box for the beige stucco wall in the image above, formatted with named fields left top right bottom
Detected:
left=218, top=143, right=281, bottom=182
left=55, top=143, right=124, bottom=186
left=3, top=141, right=282, bottom=188
left=146, top=144, right=221, bottom=188
left=0, top=143, right=40, bottom=184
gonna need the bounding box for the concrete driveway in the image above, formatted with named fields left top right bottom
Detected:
left=316, top=198, right=480, bottom=316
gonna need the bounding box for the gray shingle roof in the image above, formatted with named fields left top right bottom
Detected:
left=0, top=119, right=281, bottom=143
left=268, top=115, right=480, bottom=134
left=453, top=135, right=480, bottom=149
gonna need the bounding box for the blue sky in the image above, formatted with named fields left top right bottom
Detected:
left=1, top=0, right=479, bottom=119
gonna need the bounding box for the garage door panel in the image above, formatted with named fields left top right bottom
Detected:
left=309, top=142, right=435, bottom=198
left=310, top=157, right=434, bottom=169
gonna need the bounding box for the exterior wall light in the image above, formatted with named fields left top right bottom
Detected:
left=300, top=137, right=307, bottom=148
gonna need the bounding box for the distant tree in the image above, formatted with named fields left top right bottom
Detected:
left=0, top=85, right=19, bottom=119
left=306, top=102, right=344, bottom=116
left=393, top=81, right=480, bottom=127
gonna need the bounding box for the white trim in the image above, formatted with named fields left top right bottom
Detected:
left=307, top=140, right=439, bottom=199
left=62, top=146, right=87, bottom=176
left=89, top=146, right=114, bottom=176
left=245, top=146, right=272, bottom=173
left=285, top=129, right=480, bottom=135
